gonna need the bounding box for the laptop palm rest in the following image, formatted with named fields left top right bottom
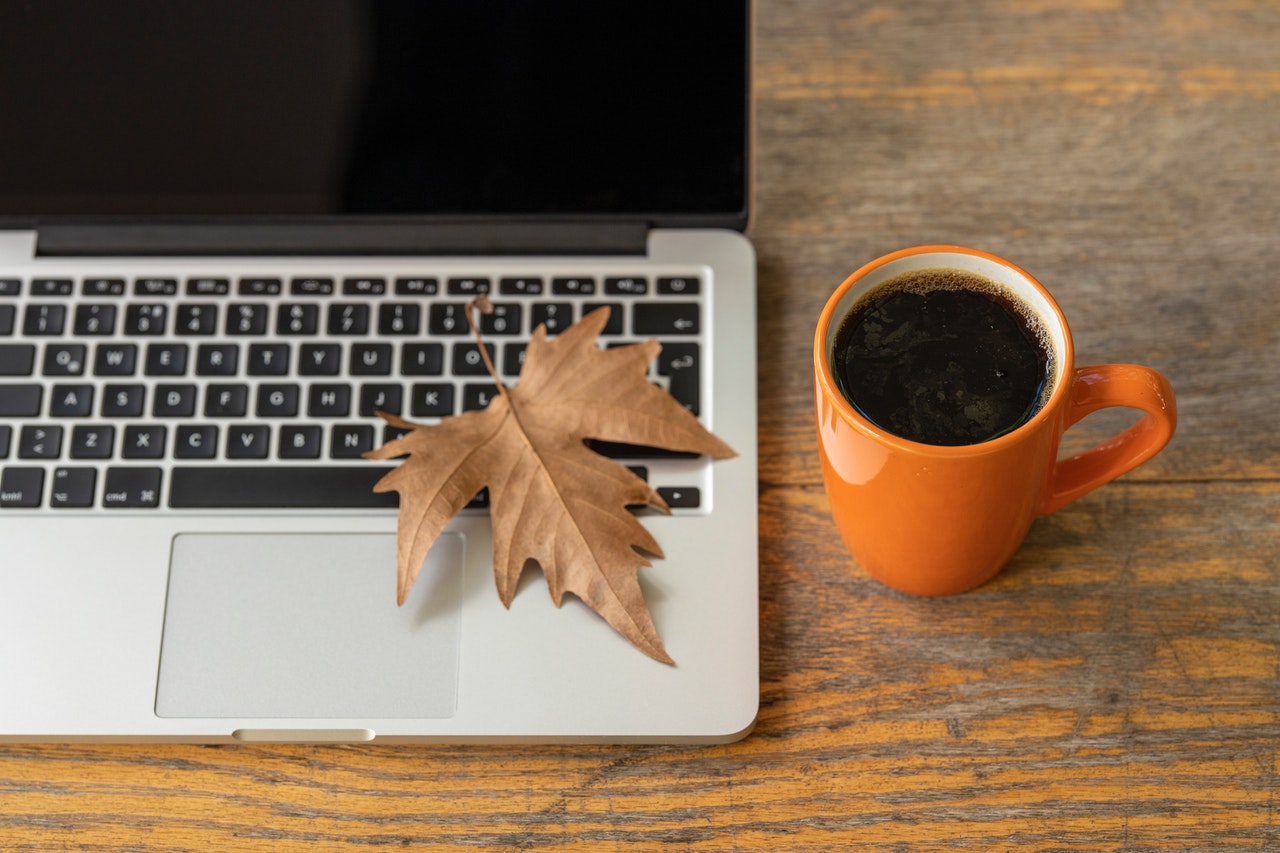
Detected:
left=156, top=532, right=463, bottom=720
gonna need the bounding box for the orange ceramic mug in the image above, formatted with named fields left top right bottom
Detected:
left=813, top=246, right=1177, bottom=595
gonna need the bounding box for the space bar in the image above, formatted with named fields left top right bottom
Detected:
left=170, top=466, right=399, bottom=509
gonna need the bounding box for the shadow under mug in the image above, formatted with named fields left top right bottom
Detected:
left=813, top=246, right=1177, bottom=595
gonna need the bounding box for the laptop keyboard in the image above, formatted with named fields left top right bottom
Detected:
left=0, top=272, right=707, bottom=512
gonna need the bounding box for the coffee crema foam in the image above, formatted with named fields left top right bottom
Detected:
left=833, top=267, right=1059, bottom=446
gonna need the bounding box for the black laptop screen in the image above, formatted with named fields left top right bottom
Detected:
left=0, top=1, right=749, bottom=225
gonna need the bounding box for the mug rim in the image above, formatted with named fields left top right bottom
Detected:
left=814, top=245, right=1077, bottom=455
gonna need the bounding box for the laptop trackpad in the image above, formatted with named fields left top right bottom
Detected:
left=156, top=533, right=463, bottom=719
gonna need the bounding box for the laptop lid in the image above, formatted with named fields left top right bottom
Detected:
left=0, top=0, right=751, bottom=253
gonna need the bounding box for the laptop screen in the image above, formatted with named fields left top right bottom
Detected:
left=0, top=1, right=749, bottom=227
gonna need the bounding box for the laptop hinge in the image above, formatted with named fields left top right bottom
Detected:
left=24, top=221, right=651, bottom=258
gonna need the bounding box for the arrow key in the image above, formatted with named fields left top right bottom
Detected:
left=657, top=486, right=701, bottom=509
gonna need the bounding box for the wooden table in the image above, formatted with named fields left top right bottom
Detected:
left=4, top=1, right=1277, bottom=849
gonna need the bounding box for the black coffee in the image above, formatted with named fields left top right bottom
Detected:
left=833, top=268, right=1055, bottom=446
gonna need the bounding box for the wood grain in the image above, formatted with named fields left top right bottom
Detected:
left=3, top=1, right=1278, bottom=849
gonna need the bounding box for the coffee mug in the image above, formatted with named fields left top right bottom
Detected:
left=813, top=246, right=1176, bottom=595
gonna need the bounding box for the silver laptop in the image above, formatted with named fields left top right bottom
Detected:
left=0, top=2, right=758, bottom=742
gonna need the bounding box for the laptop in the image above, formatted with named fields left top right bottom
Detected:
left=0, top=1, right=758, bottom=743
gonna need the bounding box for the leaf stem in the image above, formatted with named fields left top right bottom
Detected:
left=466, top=295, right=513, bottom=405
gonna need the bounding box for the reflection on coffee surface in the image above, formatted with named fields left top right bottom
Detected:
left=833, top=268, right=1056, bottom=446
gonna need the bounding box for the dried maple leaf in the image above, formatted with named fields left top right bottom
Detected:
left=364, top=301, right=735, bottom=664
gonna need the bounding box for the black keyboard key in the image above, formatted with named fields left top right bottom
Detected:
left=0, top=425, right=9, bottom=457
left=395, top=277, right=438, bottom=295
left=657, top=486, right=701, bottom=508
left=452, top=342, right=495, bottom=376
left=463, top=383, right=499, bottom=411
left=145, top=343, right=188, bottom=376
left=101, top=384, right=146, bottom=417
left=634, top=302, right=699, bottom=335
left=479, top=303, right=522, bottom=335
left=42, top=344, right=87, bottom=376
left=247, top=343, right=290, bottom=375
left=0, top=279, right=21, bottom=296
left=351, top=343, right=392, bottom=375
left=447, top=277, right=489, bottom=296
left=582, top=302, right=623, bottom=334
left=49, top=384, right=94, bottom=417
left=175, top=424, right=219, bottom=459
left=153, top=383, right=197, bottom=417
left=378, top=303, right=421, bottom=335
left=0, top=467, right=43, bottom=507
left=94, top=343, right=137, bottom=376
left=279, top=425, right=322, bottom=459
left=175, top=304, right=218, bottom=335
left=657, top=276, right=701, bottom=295
left=32, top=278, right=74, bottom=296
left=204, top=383, right=249, bottom=417
left=50, top=467, right=96, bottom=508
left=401, top=343, right=443, bottom=375
left=531, top=302, right=574, bottom=334
left=359, top=384, right=402, bottom=416
left=551, top=277, right=595, bottom=295
left=256, top=384, right=300, bottom=417
left=227, top=303, right=269, bottom=334
left=70, top=425, right=115, bottom=459
left=227, top=424, right=270, bottom=459
left=587, top=440, right=698, bottom=460
left=0, top=305, right=13, bottom=335
left=605, top=277, right=648, bottom=296
left=186, top=277, right=230, bottom=296
left=428, top=303, right=470, bottom=334
left=124, top=304, right=167, bottom=335
left=308, top=384, right=352, bottom=417
left=299, top=343, right=341, bottom=375
left=24, top=304, right=66, bottom=335
left=135, top=277, right=177, bottom=296
left=82, top=278, right=127, bottom=297
left=0, top=385, right=42, bottom=416
left=657, top=342, right=701, bottom=415
left=277, top=303, right=320, bottom=335
left=382, top=423, right=412, bottom=444
left=0, top=344, right=35, bottom=375
left=503, top=343, right=527, bottom=376
left=331, top=424, right=375, bottom=458
left=239, top=278, right=282, bottom=296
left=290, top=277, right=334, bottom=295
left=73, top=304, right=117, bottom=335
left=102, top=466, right=162, bottom=508
left=169, top=465, right=399, bottom=509
left=328, top=303, right=369, bottom=335
left=18, top=425, right=62, bottom=458
left=342, top=277, right=386, bottom=296
left=122, top=424, right=166, bottom=458
left=409, top=383, right=454, bottom=417
left=195, top=344, right=239, bottom=376
left=499, top=277, right=543, bottom=295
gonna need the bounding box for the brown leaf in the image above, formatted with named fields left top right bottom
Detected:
left=364, top=305, right=735, bottom=664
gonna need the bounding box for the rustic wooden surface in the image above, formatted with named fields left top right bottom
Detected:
left=3, top=1, right=1278, bottom=849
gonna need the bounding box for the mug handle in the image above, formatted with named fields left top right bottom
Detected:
left=1038, top=364, right=1177, bottom=515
